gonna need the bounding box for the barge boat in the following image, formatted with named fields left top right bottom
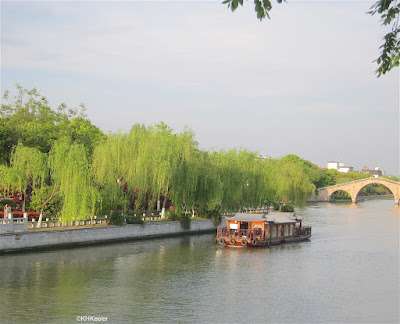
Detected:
left=216, top=212, right=311, bottom=247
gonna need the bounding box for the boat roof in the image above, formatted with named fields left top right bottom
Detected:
left=227, top=212, right=302, bottom=224
left=227, top=213, right=268, bottom=222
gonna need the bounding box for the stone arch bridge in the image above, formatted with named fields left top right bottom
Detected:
left=317, top=177, right=400, bottom=205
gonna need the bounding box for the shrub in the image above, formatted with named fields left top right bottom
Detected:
left=125, top=215, right=144, bottom=225
left=167, top=210, right=180, bottom=221
left=180, top=214, right=191, bottom=230
left=281, top=204, right=295, bottom=212
left=211, top=213, right=222, bottom=226
left=108, top=212, right=124, bottom=225
left=198, top=205, right=222, bottom=225
left=271, top=201, right=280, bottom=211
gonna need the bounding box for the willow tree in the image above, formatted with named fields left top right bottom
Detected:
left=92, top=123, right=199, bottom=218
left=184, top=150, right=222, bottom=216
left=157, top=125, right=198, bottom=217
left=92, top=124, right=151, bottom=213
left=0, top=141, right=98, bottom=226
left=0, top=144, right=47, bottom=211
left=190, top=149, right=273, bottom=214
left=208, top=150, right=243, bottom=210
left=263, top=158, right=315, bottom=205
left=46, top=140, right=100, bottom=226
left=234, top=149, right=270, bottom=208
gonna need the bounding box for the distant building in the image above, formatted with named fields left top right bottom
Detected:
left=338, top=166, right=353, bottom=173
left=327, top=161, right=339, bottom=170
left=327, top=161, right=353, bottom=173
left=362, top=166, right=383, bottom=178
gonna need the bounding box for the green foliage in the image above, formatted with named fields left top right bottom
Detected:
left=167, top=210, right=180, bottom=221
left=58, top=117, right=106, bottom=157
left=322, top=169, right=371, bottom=186
left=29, top=186, right=63, bottom=216
left=108, top=212, right=124, bottom=226
left=333, top=190, right=351, bottom=200
left=180, top=214, right=191, bottom=230
left=165, top=209, right=191, bottom=228
left=92, top=132, right=319, bottom=216
left=125, top=215, right=144, bottom=225
left=50, top=140, right=100, bottom=223
left=264, top=156, right=316, bottom=205
left=1, top=139, right=101, bottom=224
left=271, top=201, right=280, bottom=210
left=199, top=205, right=222, bottom=225
left=1, top=86, right=60, bottom=156
left=383, top=175, right=400, bottom=182
left=223, top=0, right=283, bottom=20
left=211, top=213, right=222, bottom=226
left=359, top=183, right=392, bottom=196
left=0, top=118, right=14, bottom=165
left=11, top=86, right=399, bottom=223
left=9, top=144, right=47, bottom=191
left=0, top=144, right=47, bottom=206
left=369, top=0, right=400, bottom=76
left=281, top=154, right=325, bottom=190
left=315, top=172, right=336, bottom=188
left=280, top=204, right=294, bottom=212
left=1, top=85, right=105, bottom=163
left=91, top=123, right=197, bottom=214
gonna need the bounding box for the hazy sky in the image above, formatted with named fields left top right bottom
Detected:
left=1, top=0, right=399, bottom=175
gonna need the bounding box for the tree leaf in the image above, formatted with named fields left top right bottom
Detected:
left=231, top=0, right=239, bottom=11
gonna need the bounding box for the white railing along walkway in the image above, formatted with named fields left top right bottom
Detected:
left=0, top=207, right=28, bottom=233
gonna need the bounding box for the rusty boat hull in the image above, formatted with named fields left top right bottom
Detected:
left=216, top=233, right=311, bottom=247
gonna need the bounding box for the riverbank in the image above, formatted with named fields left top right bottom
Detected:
left=0, top=219, right=216, bottom=254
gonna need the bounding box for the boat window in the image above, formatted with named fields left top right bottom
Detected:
left=240, top=222, right=249, bottom=230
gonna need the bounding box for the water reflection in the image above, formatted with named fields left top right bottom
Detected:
left=0, top=200, right=398, bottom=323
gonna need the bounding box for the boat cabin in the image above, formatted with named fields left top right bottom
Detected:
left=217, top=212, right=311, bottom=246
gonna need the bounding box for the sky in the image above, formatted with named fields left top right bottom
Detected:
left=1, top=0, right=399, bottom=176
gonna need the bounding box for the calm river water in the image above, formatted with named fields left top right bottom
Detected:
left=0, top=199, right=398, bottom=323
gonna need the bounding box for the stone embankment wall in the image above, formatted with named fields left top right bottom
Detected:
left=0, top=220, right=216, bottom=253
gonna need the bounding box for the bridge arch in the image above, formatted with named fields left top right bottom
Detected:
left=330, top=189, right=352, bottom=201
left=354, top=182, right=395, bottom=202
left=317, top=177, right=400, bottom=205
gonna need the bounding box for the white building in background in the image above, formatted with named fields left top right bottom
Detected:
left=327, top=161, right=353, bottom=173
left=362, top=166, right=384, bottom=177
left=327, top=161, right=339, bottom=170
left=338, top=166, right=353, bottom=173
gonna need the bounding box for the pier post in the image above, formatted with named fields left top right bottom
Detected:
left=5, top=205, right=12, bottom=219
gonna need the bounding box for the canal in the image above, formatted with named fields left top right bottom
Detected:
left=0, top=199, right=398, bottom=323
